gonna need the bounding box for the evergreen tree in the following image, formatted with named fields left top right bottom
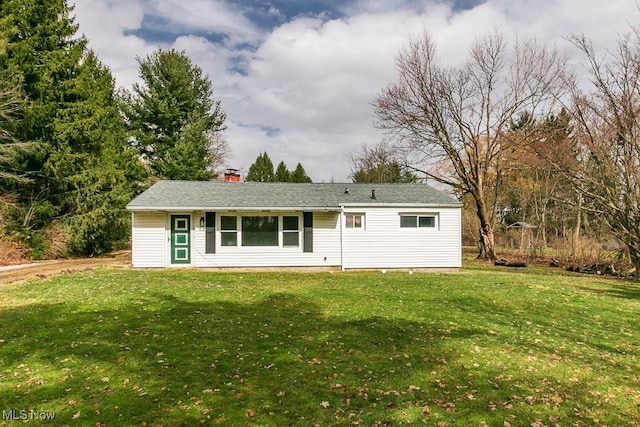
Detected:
left=245, top=152, right=275, bottom=182
left=274, top=161, right=291, bottom=182
left=351, top=160, right=417, bottom=183
left=122, top=49, right=227, bottom=181
left=349, top=143, right=417, bottom=183
left=290, top=163, right=312, bottom=183
left=0, top=0, right=142, bottom=256
left=54, top=52, right=144, bottom=254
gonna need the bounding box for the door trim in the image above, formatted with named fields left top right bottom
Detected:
left=170, top=214, right=191, bottom=265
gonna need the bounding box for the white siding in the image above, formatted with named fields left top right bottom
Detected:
left=192, top=211, right=342, bottom=268
left=131, top=207, right=462, bottom=269
left=131, top=212, right=167, bottom=268
left=342, top=207, right=461, bottom=269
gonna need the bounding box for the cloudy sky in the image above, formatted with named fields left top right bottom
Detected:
left=71, top=0, right=637, bottom=182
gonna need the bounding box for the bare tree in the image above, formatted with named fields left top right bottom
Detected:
left=0, top=73, right=34, bottom=185
left=207, top=130, right=231, bottom=176
left=559, top=30, right=640, bottom=279
left=500, top=111, right=578, bottom=250
left=374, top=31, right=568, bottom=259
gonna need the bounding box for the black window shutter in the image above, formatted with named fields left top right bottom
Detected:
left=205, top=212, right=216, bottom=253
left=303, top=212, right=313, bottom=253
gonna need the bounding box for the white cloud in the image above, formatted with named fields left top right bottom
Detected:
left=147, top=0, right=263, bottom=45
left=70, top=0, right=640, bottom=182
left=228, top=8, right=459, bottom=181
left=72, top=0, right=150, bottom=89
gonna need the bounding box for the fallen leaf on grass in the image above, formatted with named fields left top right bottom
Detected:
left=320, top=401, right=330, bottom=408
left=72, top=411, right=81, bottom=419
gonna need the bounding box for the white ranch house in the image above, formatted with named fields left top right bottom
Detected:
left=126, top=181, right=462, bottom=270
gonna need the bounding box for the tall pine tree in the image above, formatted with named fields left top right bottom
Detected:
left=246, top=153, right=312, bottom=183
left=290, top=163, right=312, bottom=183
left=245, top=152, right=275, bottom=182
left=122, top=49, right=227, bottom=181
left=274, top=161, right=291, bottom=182
left=54, top=52, right=144, bottom=254
left=0, top=0, right=142, bottom=257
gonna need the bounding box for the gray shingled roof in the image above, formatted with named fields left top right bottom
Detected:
left=126, top=181, right=461, bottom=210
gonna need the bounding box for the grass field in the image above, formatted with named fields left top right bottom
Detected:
left=1, top=263, right=639, bottom=426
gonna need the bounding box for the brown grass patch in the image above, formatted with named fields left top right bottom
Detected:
left=0, top=236, right=31, bottom=265
left=43, top=224, right=69, bottom=259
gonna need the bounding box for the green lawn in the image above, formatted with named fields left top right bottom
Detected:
left=1, top=265, right=639, bottom=426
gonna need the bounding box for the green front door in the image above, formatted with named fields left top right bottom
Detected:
left=171, top=215, right=191, bottom=265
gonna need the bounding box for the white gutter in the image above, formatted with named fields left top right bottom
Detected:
left=340, top=203, right=463, bottom=208
left=127, top=203, right=462, bottom=212
left=126, top=206, right=341, bottom=212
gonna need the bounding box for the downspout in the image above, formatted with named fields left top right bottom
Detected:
left=339, top=205, right=345, bottom=271
left=130, top=212, right=135, bottom=268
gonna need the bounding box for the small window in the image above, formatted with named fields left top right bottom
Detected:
left=345, top=213, right=364, bottom=229
left=419, top=216, right=436, bottom=228
left=220, top=216, right=238, bottom=246
left=400, top=216, right=417, bottom=228
left=400, top=214, right=437, bottom=228
left=283, top=216, right=300, bottom=247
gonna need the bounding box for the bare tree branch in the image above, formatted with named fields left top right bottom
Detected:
left=374, top=31, right=569, bottom=259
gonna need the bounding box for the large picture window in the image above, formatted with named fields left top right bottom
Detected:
left=242, top=216, right=278, bottom=246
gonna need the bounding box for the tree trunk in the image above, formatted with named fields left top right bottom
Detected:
left=478, top=223, right=497, bottom=260
left=629, top=245, right=640, bottom=281
left=572, top=196, right=582, bottom=257
left=475, top=198, right=496, bottom=260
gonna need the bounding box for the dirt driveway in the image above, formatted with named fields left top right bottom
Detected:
left=0, top=251, right=130, bottom=285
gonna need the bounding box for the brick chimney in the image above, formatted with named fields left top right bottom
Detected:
left=223, top=168, right=241, bottom=182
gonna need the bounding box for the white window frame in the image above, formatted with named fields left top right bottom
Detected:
left=345, top=213, right=365, bottom=230
left=217, top=213, right=303, bottom=249
left=281, top=215, right=301, bottom=248
left=399, top=213, right=439, bottom=230
left=220, top=215, right=239, bottom=247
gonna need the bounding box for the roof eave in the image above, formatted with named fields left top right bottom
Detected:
left=126, top=206, right=342, bottom=212
left=340, top=202, right=462, bottom=208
